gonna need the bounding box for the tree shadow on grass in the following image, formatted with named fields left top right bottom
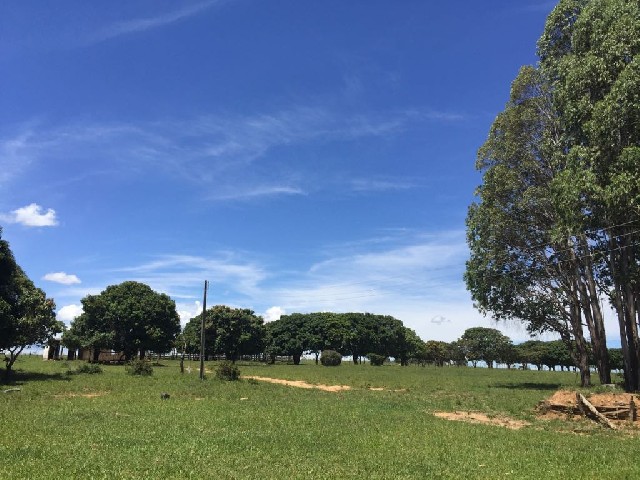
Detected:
left=490, top=382, right=561, bottom=391
left=2, top=370, right=71, bottom=386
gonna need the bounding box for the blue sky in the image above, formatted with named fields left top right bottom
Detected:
left=1, top=0, right=578, bottom=343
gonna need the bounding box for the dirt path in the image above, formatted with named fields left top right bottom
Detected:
left=434, top=411, right=530, bottom=430
left=53, top=391, right=109, bottom=399
left=243, top=375, right=352, bottom=392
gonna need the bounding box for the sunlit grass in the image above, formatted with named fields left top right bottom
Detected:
left=1, top=356, right=637, bottom=479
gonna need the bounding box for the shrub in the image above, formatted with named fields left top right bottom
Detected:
left=216, top=361, right=240, bottom=381
left=368, top=353, right=386, bottom=366
left=320, top=350, right=342, bottom=366
left=125, top=358, right=153, bottom=376
left=75, top=363, right=103, bottom=374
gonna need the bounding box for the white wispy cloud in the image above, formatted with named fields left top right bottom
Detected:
left=89, top=1, right=223, bottom=44
left=115, top=253, right=267, bottom=300
left=0, top=128, right=37, bottom=185
left=349, top=177, right=417, bottom=193
left=43, top=272, right=81, bottom=285
left=0, top=203, right=58, bottom=227
left=209, top=185, right=306, bottom=201
left=1, top=105, right=464, bottom=197
left=265, top=232, right=468, bottom=313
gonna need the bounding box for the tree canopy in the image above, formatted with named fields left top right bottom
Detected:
left=1, top=229, right=61, bottom=381
left=185, top=305, right=265, bottom=362
left=67, top=281, right=180, bottom=361
left=466, top=0, right=640, bottom=389
left=265, top=311, right=421, bottom=365
left=457, top=327, right=513, bottom=369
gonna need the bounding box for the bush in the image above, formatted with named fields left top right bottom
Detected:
left=320, top=350, right=342, bottom=366
left=125, top=358, right=153, bottom=376
left=216, top=361, right=240, bottom=381
left=368, top=353, right=386, bottom=366
left=75, top=363, right=103, bottom=374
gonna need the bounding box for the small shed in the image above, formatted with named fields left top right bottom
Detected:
left=42, top=339, right=61, bottom=360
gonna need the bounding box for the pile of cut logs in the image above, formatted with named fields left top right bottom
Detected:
left=540, top=392, right=637, bottom=430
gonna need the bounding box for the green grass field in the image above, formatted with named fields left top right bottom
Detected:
left=1, top=356, right=638, bottom=479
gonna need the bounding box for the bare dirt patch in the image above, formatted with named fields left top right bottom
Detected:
left=243, top=375, right=352, bottom=392
left=367, top=387, right=408, bottom=392
left=54, top=391, right=109, bottom=399
left=434, top=411, right=530, bottom=430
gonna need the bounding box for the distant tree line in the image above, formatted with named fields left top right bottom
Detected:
left=1, top=230, right=625, bottom=382
left=179, top=310, right=423, bottom=366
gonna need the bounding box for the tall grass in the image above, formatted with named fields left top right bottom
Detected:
left=0, top=357, right=636, bottom=479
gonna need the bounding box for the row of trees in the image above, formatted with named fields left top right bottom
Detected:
left=423, top=328, right=573, bottom=370
left=179, top=310, right=423, bottom=366
left=421, top=328, right=625, bottom=372
left=264, top=312, right=423, bottom=365
left=0, top=223, right=626, bottom=380
left=465, top=0, right=640, bottom=390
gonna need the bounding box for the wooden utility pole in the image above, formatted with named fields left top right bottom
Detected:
left=199, top=280, right=208, bottom=380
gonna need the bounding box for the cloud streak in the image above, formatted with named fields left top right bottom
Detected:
left=89, top=1, right=223, bottom=44
left=208, top=185, right=306, bottom=202
left=0, top=105, right=461, bottom=201
left=349, top=177, right=417, bottom=193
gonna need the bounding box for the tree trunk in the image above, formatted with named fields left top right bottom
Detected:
left=3, top=347, right=24, bottom=383
left=292, top=353, right=301, bottom=365
left=576, top=235, right=611, bottom=384
left=610, top=233, right=640, bottom=392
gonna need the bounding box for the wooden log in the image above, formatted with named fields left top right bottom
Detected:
left=576, top=393, right=617, bottom=430
left=598, top=409, right=631, bottom=420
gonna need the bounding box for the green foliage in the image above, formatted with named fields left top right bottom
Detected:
left=457, top=327, right=513, bottom=368
left=464, top=0, right=640, bottom=388
left=72, top=363, right=103, bottom=375
left=367, top=353, right=386, bottom=366
left=266, top=313, right=309, bottom=364
left=216, top=361, right=240, bottom=381
left=186, top=305, right=265, bottom=361
left=0, top=229, right=61, bottom=382
left=320, top=350, right=342, bottom=366
left=608, top=348, right=624, bottom=372
left=70, top=281, right=180, bottom=361
left=423, top=340, right=450, bottom=367
left=125, top=358, right=153, bottom=376
left=265, top=311, right=416, bottom=365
